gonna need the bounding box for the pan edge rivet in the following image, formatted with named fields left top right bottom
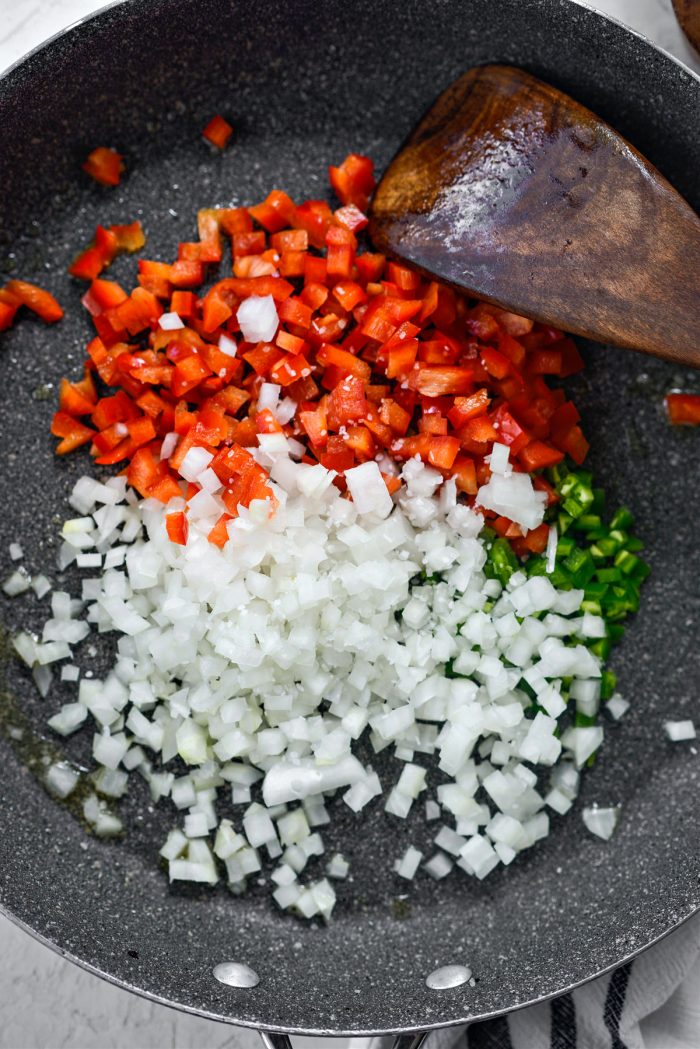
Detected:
left=426, top=964, right=472, bottom=990
left=213, top=961, right=260, bottom=988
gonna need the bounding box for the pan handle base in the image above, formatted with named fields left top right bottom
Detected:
left=260, top=1032, right=429, bottom=1049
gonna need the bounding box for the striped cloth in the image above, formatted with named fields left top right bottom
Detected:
left=364, top=912, right=700, bottom=1049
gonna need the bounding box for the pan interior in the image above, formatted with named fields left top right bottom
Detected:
left=0, top=0, right=699, bottom=1034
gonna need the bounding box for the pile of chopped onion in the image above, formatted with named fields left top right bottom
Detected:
left=12, top=440, right=618, bottom=920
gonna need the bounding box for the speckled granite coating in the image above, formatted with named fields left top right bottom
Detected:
left=0, top=0, right=699, bottom=1036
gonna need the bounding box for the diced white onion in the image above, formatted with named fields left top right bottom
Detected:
left=664, top=719, right=696, bottom=742
left=158, top=311, right=184, bottom=330
left=237, top=295, right=278, bottom=343
left=582, top=804, right=620, bottom=840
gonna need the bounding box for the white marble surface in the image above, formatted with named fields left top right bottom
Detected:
left=1, top=2, right=698, bottom=1048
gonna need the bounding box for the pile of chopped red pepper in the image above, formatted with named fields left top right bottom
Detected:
left=44, top=154, right=600, bottom=555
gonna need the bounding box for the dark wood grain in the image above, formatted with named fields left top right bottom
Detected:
left=673, top=0, right=700, bottom=52
left=369, top=65, right=700, bottom=367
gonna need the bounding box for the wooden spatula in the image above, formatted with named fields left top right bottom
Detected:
left=672, top=0, right=700, bottom=53
left=368, top=65, right=700, bottom=368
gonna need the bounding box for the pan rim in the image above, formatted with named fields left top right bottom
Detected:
left=1, top=0, right=699, bottom=92
left=2, top=896, right=698, bottom=1037
left=1, top=0, right=699, bottom=1036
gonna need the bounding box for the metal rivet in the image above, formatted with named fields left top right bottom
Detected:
left=425, top=964, right=472, bottom=990
left=213, top=962, right=260, bottom=988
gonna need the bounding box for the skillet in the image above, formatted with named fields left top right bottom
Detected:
left=0, top=0, right=699, bottom=1037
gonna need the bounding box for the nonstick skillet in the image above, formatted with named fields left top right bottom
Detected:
left=1, top=0, right=699, bottom=1038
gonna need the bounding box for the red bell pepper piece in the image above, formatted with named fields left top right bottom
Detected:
left=409, top=366, right=474, bottom=397
left=59, top=377, right=97, bottom=417
left=166, top=511, right=189, bottom=545
left=5, top=280, right=63, bottom=323
left=51, top=412, right=96, bottom=455
left=328, top=154, right=376, bottom=211
left=333, top=204, right=369, bottom=233
left=451, top=455, right=478, bottom=495
left=519, top=440, right=565, bottom=471
left=292, top=200, right=333, bottom=249
left=355, top=253, right=385, bottom=283
left=249, top=191, right=296, bottom=233
left=202, top=115, right=234, bottom=149
left=82, top=146, right=124, bottom=186
left=665, top=392, right=700, bottom=426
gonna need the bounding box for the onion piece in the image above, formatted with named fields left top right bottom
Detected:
left=582, top=804, right=620, bottom=840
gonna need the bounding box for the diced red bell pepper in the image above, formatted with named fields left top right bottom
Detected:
left=249, top=191, right=296, bottom=233
left=409, top=366, right=474, bottom=397
left=269, top=354, right=311, bottom=387
left=447, top=389, right=491, bottom=427
left=333, top=204, right=369, bottom=233
left=5, top=280, right=63, bottom=323
left=127, top=447, right=159, bottom=496
left=317, top=344, right=371, bottom=383
left=555, top=337, right=585, bottom=377
left=205, top=513, right=231, bottom=547
left=202, top=286, right=233, bottom=332
left=419, top=413, right=448, bottom=436
left=487, top=307, right=534, bottom=337
left=558, top=425, right=589, bottom=465
left=326, top=375, right=369, bottom=430
left=149, top=472, right=181, bottom=503
left=136, top=389, right=167, bottom=418
left=276, top=330, right=308, bottom=356
left=519, top=440, right=565, bottom=471
left=170, top=290, right=197, bottom=319
left=202, top=115, right=234, bottom=149
left=299, top=405, right=329, bottom=449
left=69, top=246, right=107, bottom=281
left=328, top=154, right=375, bottom=211
left=385, top=341, right=419, bottom=380
left=458, top=414, right=500, bottom=446
left=138, top=260, right=172, bottom=298
left=355, top=253, right=385, bottom=283
left=549, top=400, right=581, bottom=445
left=126, top=416, right=157, bottom=449
left=278, top=295, right=313, bottom=330
left=333, top=281, right=366, bottom=312
left=481, top=346, right=511, bottom=379
left=171, top=354, right=212, bottom=397
left=169, top=260, right=204, bottom=288
left=92, top=390, right=141, bottom=429
left=243, top=342, right=284, bottom=376
left=292, top=200, right=333, bottom=249
left=451, top=455, right=478, bottom=495
left=226, top=276, right=293, bottom=302
left=665, top=392, right=700, bottom=426
left=166, top=511, right=189, bottom=545
left=425, top=435, right=460, bottom=470
left=112, top=221, right=146, bottom=253
left=528, top=348, right=563, bottom=375
left=319, top=434, right=355, bottom=473
left=491, top=404, right=530, bottom=455
left=51, top=412, right=96, bottom=454
left=0, top=288, right=20, bottom=331
left=234, top=231, right=267, bottom=257
left=59, top=377, right=97, bottom=417
left=82, top=146, right=124, bottom=186
left=523, top=522, right=550, bottom=554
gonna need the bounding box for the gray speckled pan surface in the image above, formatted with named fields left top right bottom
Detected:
left=0, top=0, right=699, bottom=1036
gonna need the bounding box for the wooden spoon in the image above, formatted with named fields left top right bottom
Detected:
left=672, top=0, right=700, bottom=53
left=368, top=65, right=700, bottom=368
